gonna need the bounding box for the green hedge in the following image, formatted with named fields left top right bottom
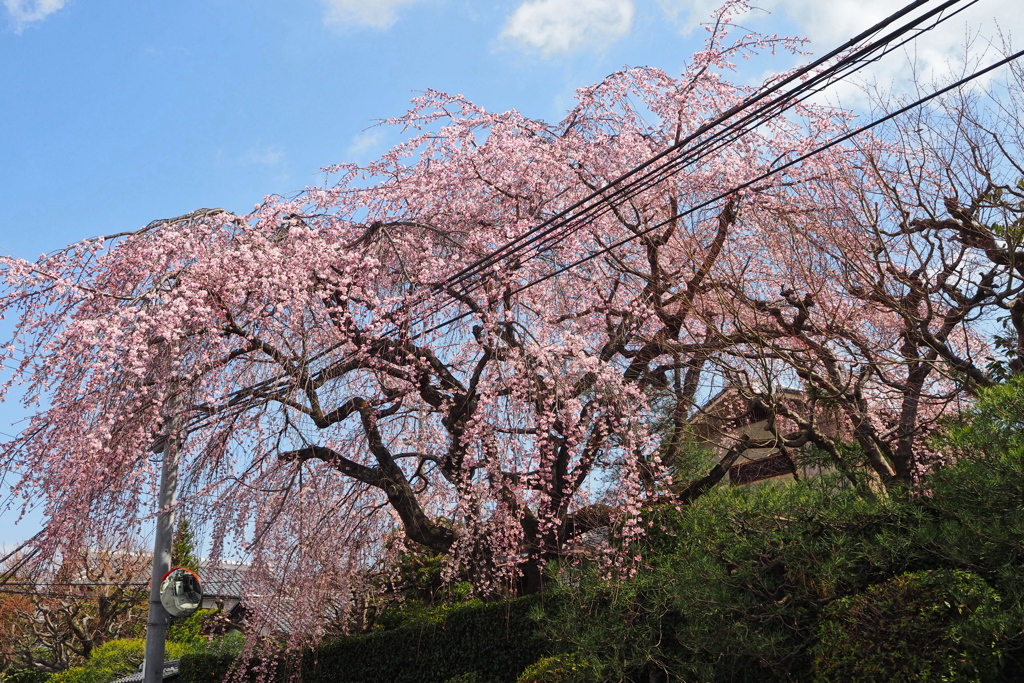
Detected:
left=48, top=639, right=194, bottom=683
left=527, top=379, right=1024, bottom=682
left=178, top=654, right=236, bottom=683
left=179, top=595, right=552, bottom=683
left=812, top=569, right=1008, bottom=682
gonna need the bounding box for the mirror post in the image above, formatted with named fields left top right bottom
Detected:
left=144, top=392, right=180, bottom=683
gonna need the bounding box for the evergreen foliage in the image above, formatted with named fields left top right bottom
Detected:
left=167, top=609, right=215, bottom=647
left=516, top=653, right=599, bottom=683
left=46, top=639, right=193, bottom=683
left=180, top=596, right=551, bottom=683
left=534, top=378, right=1024, bottom=682
left=171, top=519, right=201, bottom=574
left=0, top=672, right=51, bottom=683
left=172, top=379, right=1024, bottom=682
left=811, top=569, right=1007, bottom=682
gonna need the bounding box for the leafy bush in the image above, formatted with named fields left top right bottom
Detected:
left=0, top=671, right=51, bottom=683
left=182, top=380, right=1024, bottom=683
left=167, top=609, right=215, bottom=647
left=542, top=480, right=913, bottom=682
left=371, top=594, right=482, bottom=632
left=365, top=542, right=477, bottom=634
left=48, top=639, right=193, bottom=683
left=540, top=427, right=1024, bottom=682
left=516, top=654, right=598, bottom=683
left=812, top=570, right=1008, bottom=682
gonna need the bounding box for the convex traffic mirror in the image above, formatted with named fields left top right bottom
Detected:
left=160, top=568, right=203, bottom=618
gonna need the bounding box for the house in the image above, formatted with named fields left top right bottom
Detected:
left=688, top=386, right=844, bottom=486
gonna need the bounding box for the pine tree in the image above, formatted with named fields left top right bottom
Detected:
left=171, top=519, right=200, bottom=574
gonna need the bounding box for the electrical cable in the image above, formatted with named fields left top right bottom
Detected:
left=180, top=0, right=979, bottom=432
left=502, top=45, right=1024, bottom=299
left=439, top=0, right=977, bottom=292
left=0, top=529, right=46, bottom=589
left=388, top=1, right=1020, bottom=342
left=2, top=0, right=1000, bottom=496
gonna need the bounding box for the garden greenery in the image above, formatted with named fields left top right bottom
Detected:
left=14, top=378, right=1024, bottom=682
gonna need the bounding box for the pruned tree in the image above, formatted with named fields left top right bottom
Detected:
left=0, top=545, right=148, bottom=674
left=700, top=50, right=1024, bottom=488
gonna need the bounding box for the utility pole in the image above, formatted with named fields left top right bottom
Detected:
left=143, top=391, right=181, bottom=683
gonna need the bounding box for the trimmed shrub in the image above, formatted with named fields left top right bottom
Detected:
left=1, top=672, right=51, bottom=683
left=48, top=639, right=193, bottom=683
left=179, top=595, right=552, bottom=683
left=812, top=569, right=1009, bottom=682
left=178, top=653, right=237, bottom=683
left=302, top=595, right=549, bottom=683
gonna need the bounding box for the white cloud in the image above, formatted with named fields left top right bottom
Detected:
left=347, top=130, right=384, bottom=160
left=658, top=0, right=758, bottom=34
left=501, top=0, right=635, bottom=57
left=320, top=0, right=425, bottom=29
left=4, top=0, right=66, bottom=32
left=659, top=0, right=1023, bottom=107
left=770, top=0, right=1023, bottom=106
left=245, top=146, right=286, bottom=167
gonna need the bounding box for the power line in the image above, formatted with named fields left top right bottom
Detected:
left=372, top=1, right=1021, bottom=342
left=0, top=589, right=141, bottom=598
left=15, top=0, right=933, bottom=444
left=182, top=0, right=978, bottom=431
left=0, top=1, right=1000, bottom=463
left=0, top=529, right=46, bottom=590
left=503, top=45, right=1024, bottom=298
left=439, top=0, right=977, bottom=293
left=0, top=578, right=250, bottom=603
left=318, top=0, right=973, bottom=349
left=0, top=582, right=147, bottom=587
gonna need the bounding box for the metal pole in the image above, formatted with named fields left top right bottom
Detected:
left=144, top=394, right=180, bottom=683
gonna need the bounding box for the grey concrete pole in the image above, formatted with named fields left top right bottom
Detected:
left=143, top=397, right=180, bottom=683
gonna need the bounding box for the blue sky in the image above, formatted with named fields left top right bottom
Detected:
left=0, top=0, right=773, bottom=260
left=0, top=0, right=1015, bottom=545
